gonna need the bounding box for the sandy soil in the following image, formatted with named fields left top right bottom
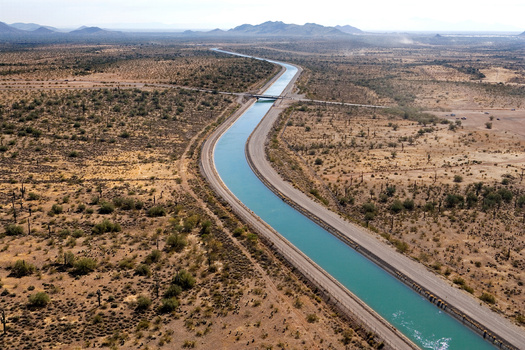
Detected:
left=0, top=44, right=373, bottom=350
left=269, top=99, right=525, bottom=328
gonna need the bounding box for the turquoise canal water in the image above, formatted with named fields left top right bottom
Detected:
left=213, top=51, right=495, bottom=350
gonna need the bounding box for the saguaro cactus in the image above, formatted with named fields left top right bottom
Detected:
left=1, top=308, right=6, bottom=334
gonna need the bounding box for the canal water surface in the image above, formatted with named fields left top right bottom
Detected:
left=213, top=51, right=495, bottom=350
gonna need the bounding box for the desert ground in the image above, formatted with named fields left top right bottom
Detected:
left=1, top=34, right=524, bottom=350
left=0, top=43, right=377, bottom=349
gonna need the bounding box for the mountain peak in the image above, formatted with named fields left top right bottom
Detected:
left=335, top=24, right=363, bottom=34
left=32, top=26, right=55, bottom=34
left=229, top=21, right=358, bottom=37
left=70, top=26, right=106, bottom=34
left=0, top=21, right=22, bottom=34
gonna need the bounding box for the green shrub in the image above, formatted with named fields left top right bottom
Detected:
left=121, top=198, right=136, bottom=210
left=98, top=201, right=115, bottom=214
left=113, top=197, right=136, bottom=210
left=4, top=224, right=24, bottom=236
left=394, top=240, right=409, bottom=253
left=497, top=188, right=513, bottom=203
left=246, top=233, right=258, bottom=244
left=72, top=258, right=97, bottom=275
left=200, top=220, right=212, bottom=235
left=462, top=285, right=474, bottom=294
left=453, top=277, right=473, bottom=293
left=135, top=295, right=151, bottom=311
left=453, top=277, right=465, bottom=286
left=92, top=314, right=103, bottom=324
left=385, top=185, right=396, bottom=197
left=466, top=192, right=478, bottom=208
left=403, top=198, right=415, bottom=210
left=232, top=227, right=244, bottom=237
left=147, top=206, right=166, bottom=217
left=483, top=191, right=502, bottom=209
left=11, top=260, right=35, bottom=277
left=306, top=314, right=319, bottom=323
left=516, top=195, right=525, bottom=208
left=445, top=194, right=464, bottom=208
left=172, top=270, right=195, bottom=290
left=163, top=284, right=182, bottom=298
left=28, top=292, right=50, bottom=307
left=63, top=251, right=76, bottom=267
left=361, top=202, right=376, bottom=214
left=158, top=298, right=179, bottom=313
left=27, top=192, right=40, bottom=201
left=135, top=264, right=151, bottom=277
left=92, top=219, right=121, bottom=234
left=58, top=229, right=71, bottom=238
left=136, top=319, right=150, bottom=331
left=72, top=229, right=84, bottom=238
left=341, top=329, right=354, bottom=345
left=364, top=211, right=375, bottom=221
left=144, top=249, right=162, bottom=264
left=479, top=293, right=496, bottom=304
left=182, top=340, right=195, bottom=348
left=165, top=234, right=187, bottom=252
left=423, top=201, right=435, bottom=212
left=182, top=215, right=200, bottom=232
left=390, top=200, right=403, bottom=213
left=118, top=258, right=135, bottom=270
left=50, top=203, right=63, bottom=215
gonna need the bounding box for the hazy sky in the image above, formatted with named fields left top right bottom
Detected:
left=2, top=0, right=524, bottom=32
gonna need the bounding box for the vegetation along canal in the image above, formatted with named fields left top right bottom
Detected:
left=211, top=50, right=499, bottom=349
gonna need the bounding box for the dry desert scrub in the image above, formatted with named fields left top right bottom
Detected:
left=269, top=102, right=525, bottom=326
left=0, top=42, right=373, bottom=349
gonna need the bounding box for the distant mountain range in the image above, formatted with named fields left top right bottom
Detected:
left=0, top=20, right=364, bottom=40
left=0, top=22, right=121, bottom=37
left=185, top=21, right=362, bottom=37
left=9, top=22, right=60, bottom=32
left=3, top=21, right=522, bottom=40
left=0, top=21, right=21, bottom=34
left=228, top=21, right=357, bottom=36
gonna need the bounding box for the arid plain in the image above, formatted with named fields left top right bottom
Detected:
left=0, top=33, right=524, bottom=350
left=0, top=43, right=378, bottom=349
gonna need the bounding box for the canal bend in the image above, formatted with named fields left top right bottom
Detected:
left=206, top=49, right=520, bottom=350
